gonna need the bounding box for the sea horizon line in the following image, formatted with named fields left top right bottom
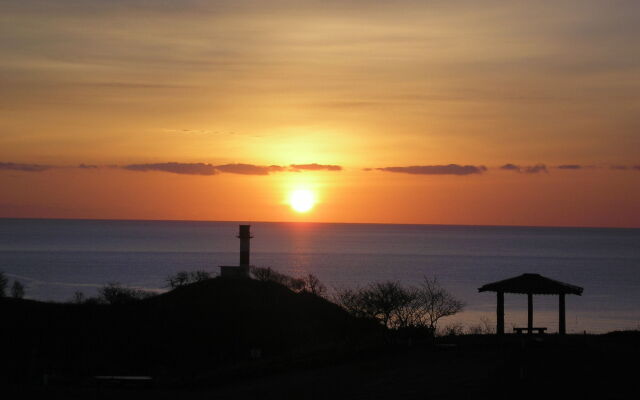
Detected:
left=1, top=216, right=638, bottom=231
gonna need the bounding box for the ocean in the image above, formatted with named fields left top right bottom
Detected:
left=1, top=218, right=639, bottom=333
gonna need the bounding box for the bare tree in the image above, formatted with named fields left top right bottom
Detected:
left=11, top=280, right=25, bottom=299
left=99, top=282, right=153, bottom=305
left=166, top=271, right=190, bottom=289
left=334, top=288, right=369, bottom=319
left=250, top=266, right=305, bottom=292
left=0, top=272, right=7, bottom=297
left=467, top=316, right=495, bottom=335
left=365, top=281, right=414, bottom=328
left=166, top=270, right=212, bottom=289
left=189, top=270, right=211, bottom=282
left=72, top=291, right=85, bottom=304
left=335, top=277, right=464, bottom=332
left=250, top=266, right=273, bottom=281
left=441, top=322, right=465, bottom=336
left=301, top=274, right=327, bottom=297
left=416, top=277, right=464, bottom=331
left=335, top=281, right=421, bottom=329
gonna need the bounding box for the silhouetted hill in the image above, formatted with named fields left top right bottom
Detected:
left=1, top=277, right=380, bottom=384
left=5, top=281, right=640, bottom=399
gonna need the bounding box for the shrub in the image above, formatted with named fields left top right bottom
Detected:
left=250, top=266, right=304, bottom=291
left=166, top=270, right=213, bottom=289
left=441, top=322, right=465, bottom=336
left=466, top=317, right=495, bottom=335
left=250, top=267, right=327, bottom=297
left=99, top=282, right=154, bottom=305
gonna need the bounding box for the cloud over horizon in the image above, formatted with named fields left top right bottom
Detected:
left=3, top=161, right=637, bottom=177
left=0, top=162, right=51, bottom=172
left=215, top=163, right=284, bottom=175
left=120, top=162, right=343, bottom=176
left=377, top=164, right=487, bottom=176
left=123, top=163, right=218, bottom=175
left=556, top=164, right=582, bottom=170
left=500, top=164, right=548, bottom=174
left=610, top=165, right=640, bottom=171
left=289, top=163, right=342, bottom=171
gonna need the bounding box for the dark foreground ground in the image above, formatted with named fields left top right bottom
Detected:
left=7, top=333, right=640, bottom=400
left=2, top=278, right=639, bottom=399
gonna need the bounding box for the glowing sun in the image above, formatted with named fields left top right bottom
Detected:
left=289, top=189, right=316, bottom=213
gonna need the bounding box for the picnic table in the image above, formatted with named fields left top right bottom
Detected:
left=513, top=327, right=547, bottom=334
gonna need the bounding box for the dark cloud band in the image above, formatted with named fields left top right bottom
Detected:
left=377, top=164, right=487, bottom=175
left=556, top=164, right=582, bottom=170
left=123, top=163, right=218, bottom=175
left=120, top=162, right=343, bottom=176
left=500, top=164, right=548, bottom=174
left=215, top=163, right=285, bottom=175
left=0, top=162, right=51, bottom=172
left=290, top=163, right=342, bottom=171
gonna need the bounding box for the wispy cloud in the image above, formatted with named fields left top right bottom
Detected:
left=377, top=164, right=487, bottom=175
left=500, top=164, right=520, bottom=171
left=0, top=162, right=51, bottom=172
left=500, top=164, right=548, bottom=174
left=122, top=163, right=218, bottom=175
left=215, top=163, right=282, bottom=175
left=78, top=163, right=98, bottom=169
left=120, top=162, right=343, bottom=176
left=556, top=164, right=582, bottom=170
left=289, top=163, right=342, bottom=171
left=610, top=165, right=640, bottom=171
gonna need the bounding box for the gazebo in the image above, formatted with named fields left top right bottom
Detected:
left=478, top=273, right=583, bottom=335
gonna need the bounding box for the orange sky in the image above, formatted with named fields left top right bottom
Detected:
left=1, top=1, right=639, bottom=227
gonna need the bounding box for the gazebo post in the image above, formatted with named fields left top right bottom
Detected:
left=559, top=293, right=566, bottom=335
left=527, top=293, right=533, bottom=334
left=497, top=291, right=504, bottom=335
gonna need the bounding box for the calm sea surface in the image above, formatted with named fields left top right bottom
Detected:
left=1, top=218, right=639, bottom=333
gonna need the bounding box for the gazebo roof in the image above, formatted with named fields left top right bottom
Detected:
left=478, top=273, right=583, bottom=295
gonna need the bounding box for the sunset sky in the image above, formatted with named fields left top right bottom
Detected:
left=1, top=1, right=639, bottom=227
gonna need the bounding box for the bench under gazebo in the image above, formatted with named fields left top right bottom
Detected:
left=478, top=273, right=583, bottom=335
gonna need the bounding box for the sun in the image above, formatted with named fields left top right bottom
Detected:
left=289, top=189, right=316, bottom=213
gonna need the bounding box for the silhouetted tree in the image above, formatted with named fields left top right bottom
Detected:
left=250, top=266, right=281, bottom=282
left=167, top=271, right=190, bottom=288
left=301, top=274, right=327, bottom=297
left=10, top=281, right=25, bottom=299
left=99, top=282, right=153, bottom=305
left=336, top=281, right=417, bottom=329
left=334, top=288, right=367, bottom=318
left=250, top=266, right=305, bottom=292
left=166, top=270, right=212, bottom=289
left=72, top=291, right=85, bottom=304
left=466, top=317, right=495, bottom=335
left=416, top=277, right=464, bottom=331
left=336, top=277, right=464, bottom=331
left=189, top=270, right=211, bottom=282
left=441, top=322, right=465, bottom=336
left=0, top=271, right=7, bottom=297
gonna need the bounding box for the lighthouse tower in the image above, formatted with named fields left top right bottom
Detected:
left=219, top=225, right=252, bottom=278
